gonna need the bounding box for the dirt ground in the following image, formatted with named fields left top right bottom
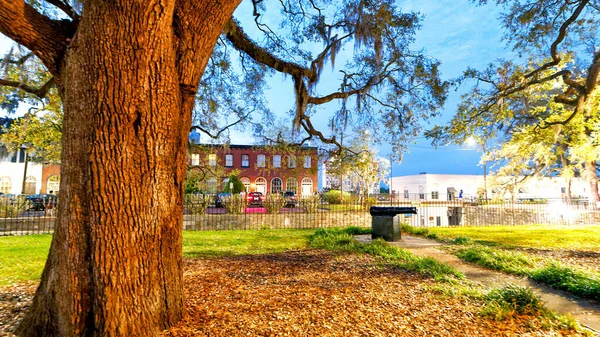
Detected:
left=0, top=249, right=592, bottom=336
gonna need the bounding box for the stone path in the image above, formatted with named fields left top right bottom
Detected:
left=354, top=234, right=600, bottom=335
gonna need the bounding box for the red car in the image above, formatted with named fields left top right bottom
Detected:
left=246, top=192, right=264, bottom=206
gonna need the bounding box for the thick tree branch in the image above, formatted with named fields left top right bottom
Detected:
left=223, top=18, right=315, bottom=81
left=0, top=0, right=75, bottom=76
left=46, top=0, right=79, bottom=21
left=0, top=77, right=54, bottom=99
left=190, top=109, right=252, bottom=139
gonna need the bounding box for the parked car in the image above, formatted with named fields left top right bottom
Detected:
left=25, top=194, right=57, bottom=211
left=215, top=192, right=232, bottom=208
left=283, top=191, right=297, bottom=207
left=246, top=192, right=264, bottom=206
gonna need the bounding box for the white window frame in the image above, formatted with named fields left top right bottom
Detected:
left=273, top=155, right=281, bottom=168
left=208, top=154, right=217, bottom=167
left=257, top=154, right=266, bottom=168
left=191, top=154, right=200, bottom=166
left=241, top=154, right=250, bottom=168
left=286, top=177, right=298, bottom=194
left=225, top=154, right=233, bottom=167
left=271, top=177, right=283, bottom=194
left=0, top=176, right=12, bottom=194
left=288, top=155, right=296, bottom=168
left=303, top=155, right=311, bottom=168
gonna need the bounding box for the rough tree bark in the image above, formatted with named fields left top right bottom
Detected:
left=0, top=0, right=240, bottom=336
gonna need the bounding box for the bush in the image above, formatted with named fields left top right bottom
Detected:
left=361, top=196, right=377, bottom=211
left=301, top=194, right=321, bottom=213
left=223, top=175, right=245, bottom=194
left=221, top=195, right=247, bottom=214
left=0, top=196, right=29, bottom=218
left=184, top=194, right=210, bottom=215
left=483, top=285, right=545, bottom=320
left=264, top=194, right=286, bottom=214
left=322, top=190, right=351, bottom=204
left=531, top=263, right=600, bottom=301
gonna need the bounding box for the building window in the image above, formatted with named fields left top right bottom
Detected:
left=301, top=177, right=313, bottom=196
left=419, top=185, right=424, bottom=200
left=431, top=191, right=439, bottom=200
left=47, top=175, right=60, bottom=193
left=206, top=178, right=218, bottom=194
left=288, top=155, right=296, bottom=168
left=303, top=156, right=311, bottom=168
left=561, top=187, right=566, bottom=194
left=271, top=178, right=283, bottom=194
left=257, top=154, right=266, bottom=168
left=273, top=155, right=281, bottom=168
left=286, top=177, right=298, bottom=194
left=255, top=177, right=267, bottom=194
left=191, top=154, right=200, bottom=166
left=0, top=176, right=12, bottom=194
left=241, top=154, right=250, bottom=168
left=240, top=177, right=251, bottom=192
left=403, top=186, right=409, bottom=199
left=24, top=176, right=36, bottom=195
left=225, top=154, right=233, bottom=167
left=208, top=154, right=217, bottom=167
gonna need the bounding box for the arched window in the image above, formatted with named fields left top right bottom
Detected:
left=240, top=177, right=251, bottom=192
left=418, top=185, right=424, bottom=200
left=301, top=177, right=313, bottom=197
left=271, top=177, right=283, bottom=194
left=0, top=176, right=12, bottom=194
left=47, top=175, right=60, bottom=193
left=286, top=177, right=298, bottom=194
left=255, top=177, right=267, bottom=194
left=206, top=178, right=218, bottom=194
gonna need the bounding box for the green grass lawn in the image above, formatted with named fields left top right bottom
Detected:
left=0, top=229, right=315, bottom=287
left=415, top=225, right=600, bottom=250
left=0, top=235, right=52, bottom=286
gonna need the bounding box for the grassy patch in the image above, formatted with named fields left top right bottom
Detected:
left=182, top=229, right=314, bottom=258
left=455, top=246, right=537, bottom=276
left=482, top=285, right=584, bottom=333
left=403, top=225, right=600, bottom=250
left=531, top=263, right=600, bottom=301
left=0, top=234, right=52, bottom=287
left=309, top=227, right=463, bottom=282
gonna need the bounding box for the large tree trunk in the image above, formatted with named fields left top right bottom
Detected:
left=16, top=1, right=239, bottom=336
left=585, top=161, right=600, bottom=203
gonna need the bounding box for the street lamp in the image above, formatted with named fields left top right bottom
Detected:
left=20, top=144, right=29, bottom=195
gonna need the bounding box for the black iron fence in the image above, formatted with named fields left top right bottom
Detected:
left=1, top=193, right=599, bottom=236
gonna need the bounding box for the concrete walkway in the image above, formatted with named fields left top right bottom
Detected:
left=354, top=234, right=600, bottom=334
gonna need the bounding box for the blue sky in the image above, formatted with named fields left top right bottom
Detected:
left=0, top=1, right=510, bottom=177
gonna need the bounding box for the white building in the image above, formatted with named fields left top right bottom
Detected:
left=0, top=147, right=44, bottom=195
left=389, top=173, right=595, bottom=201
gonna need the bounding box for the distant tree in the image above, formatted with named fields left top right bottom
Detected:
left=223, top=174, right=244, bottom=194
left=427, top=0, right=600, bottom=201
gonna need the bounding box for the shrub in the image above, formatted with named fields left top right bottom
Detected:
left=361, top=196, right=377, bottom=211
left=452, top=236, right=472, bottom=245
left=0, top=196, right=29, bottom=218
left=531, top=263, right=600, bottom=301
left=184, top=194, right=210, bottom=215
left=221, top=195, right=247, bottom=214
left=264, top=194, right=286, bottom=214
left=483, top=285, right=545, bottom=320
left=322, top=190, right=351, bottom=204
left=223, top=175, right=245, bottom=194
left=301, top=194, right=321, bottom=213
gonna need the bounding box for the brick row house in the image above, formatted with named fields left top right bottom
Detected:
left=189, top=144, right=319, bottom=197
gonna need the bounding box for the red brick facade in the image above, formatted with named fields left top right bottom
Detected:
left=190, top=144, right=319, bottom=196
left=41, top=164, right=61, bottom=193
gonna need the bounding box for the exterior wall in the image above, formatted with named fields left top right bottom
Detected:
left=41, top=164, right=61, bottom=193
left=191, top=144, right=319, bottom=196
left=390, top=174, right=596, bottom=201
left=0, top=149, right=44, bottom=195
